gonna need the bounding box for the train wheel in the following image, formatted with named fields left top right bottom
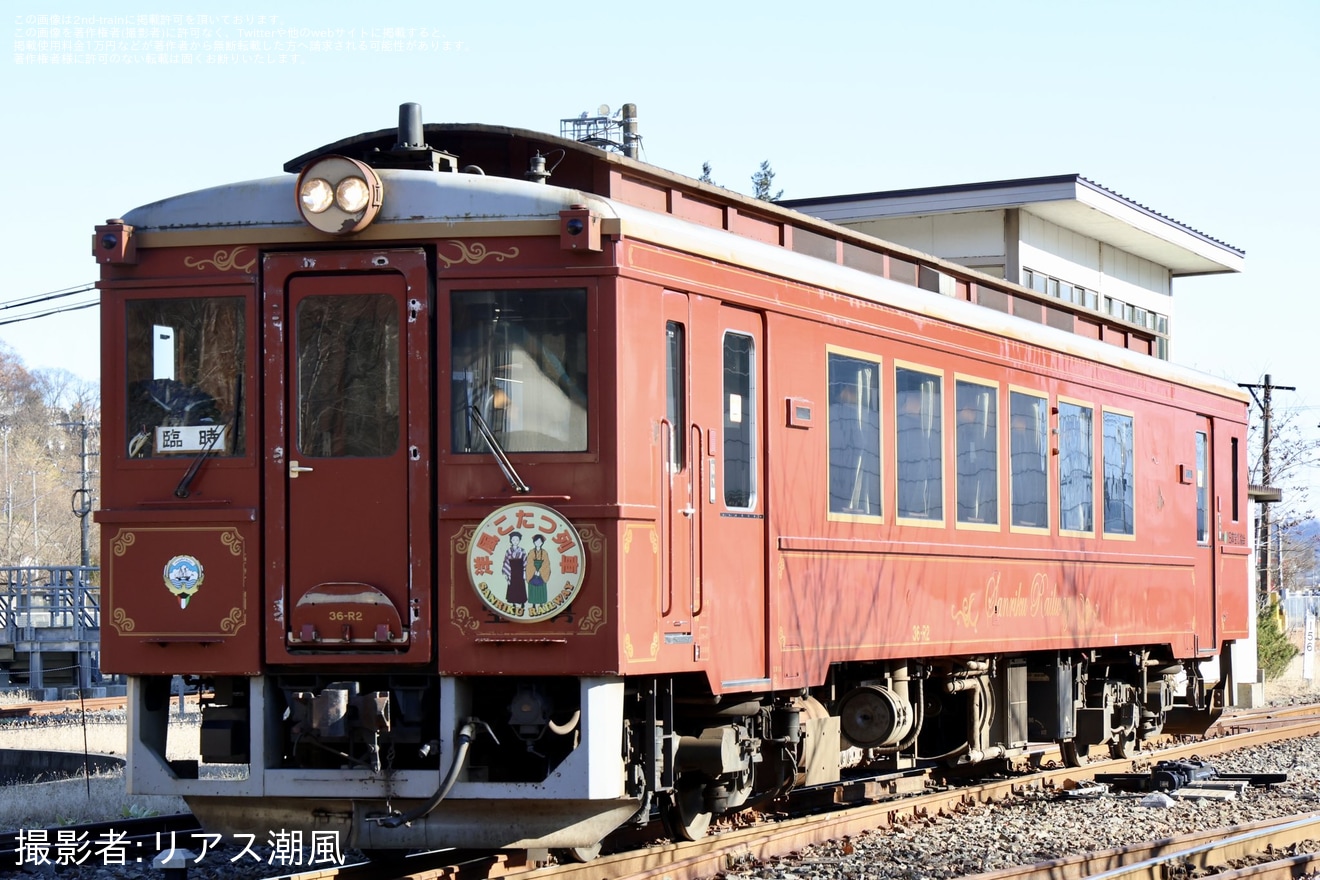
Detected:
left=557, top=844, right=602, bottom=862
left=662, top=781, right=712, bottom=841
left=1108, top=727, right=1137, bottom=760
left=1108, top=701, right=1140, bottom=760
left=1058, top=739, right=1088, bottom=767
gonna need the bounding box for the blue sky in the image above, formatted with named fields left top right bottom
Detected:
left=4, top=0, right=1318, bottom=499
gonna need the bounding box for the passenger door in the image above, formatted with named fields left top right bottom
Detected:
left=662, top=291, right=697, bottom=641
left=694, top=300, right=768, bottom=689
left=263, top=249, right=431, bottom=663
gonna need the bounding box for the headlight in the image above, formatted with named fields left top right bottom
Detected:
left=294, top=156, right=383, bottom=235
left=335, top=176, right=371, bottom=213
left=299, top=178, right=334, bottom=214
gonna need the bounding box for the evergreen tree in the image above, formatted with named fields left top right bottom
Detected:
left=751, top=160, right=783, bottom=202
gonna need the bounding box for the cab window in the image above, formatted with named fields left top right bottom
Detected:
left=125, top=297, right=246, bottom=458
left=451, top=289, right=588, bottom=453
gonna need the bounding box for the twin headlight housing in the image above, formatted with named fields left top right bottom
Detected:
left=296, top=156, right=383, bottom=235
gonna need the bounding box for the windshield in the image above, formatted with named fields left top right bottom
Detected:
left=451, top=288, right=588, bottom=454
left=125, top=297, right=245, bottom=458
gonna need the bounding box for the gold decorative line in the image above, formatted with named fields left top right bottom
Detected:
left=452, top=525, right=476, bottom=556
left=578, top=525, right=605, bottom=554
left=220, top=607, right=246, bottom=635
left=435, top=240, right=520, bottom=269
left=450, top=605, right=481, bottom=634
left=220, top=530, right=244, bottom=556
left=111, top=608, right=136, bottom=634
left=952, top=594, right=980, bottom=630
left=623, top=530, right=634, bottom=553
left=111, top=531, right=136, bottom=557
left=624, top=633, right=634, bottom=660
left=649, top=631, right=660, bottom=658
left=648, top=530, right=658, bottom=554
left=579, top=606, right=605, bottom=635
left=184, top=246, right=257, bottom=273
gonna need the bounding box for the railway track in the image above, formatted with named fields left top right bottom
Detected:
left=0, top=695, right=130, bottom=719
left=246, top=706, right=1320, bottom=880
left=961, top=812, right=1320, bottom=880
left=7, top=701, right=1320, bottom=879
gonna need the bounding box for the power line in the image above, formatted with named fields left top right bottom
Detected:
left=0, top=298, right=99, bottom=327
left=0, top=283, right=97, bottom=311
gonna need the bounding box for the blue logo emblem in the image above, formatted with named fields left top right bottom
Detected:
left=164, top=555, right=205, bottom=609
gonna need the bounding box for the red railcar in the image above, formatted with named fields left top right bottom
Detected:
left=94, top=105, right=1249, bottom=854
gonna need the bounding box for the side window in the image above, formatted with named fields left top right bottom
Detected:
left=665, top=322, right=686, bottom=472
left=896, top=366, right=943, bottom=521
left=828, top=352, right=881, bottom=517
left=723, top=332, right=755, bottom=509
left=125, top=297, right=246, bottom=459
left=1102, top=411, right=1135, bottom=536
left=1057, top=400, right=1094, bottom=534
left=1009, top=390, right=1049, bottom=529
left=955, top=379, right=998, bottom=526
left=1195, top=431, right=1209, bottom=544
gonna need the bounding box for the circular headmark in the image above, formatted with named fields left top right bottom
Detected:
left=465, top=503, right=587, bottom=624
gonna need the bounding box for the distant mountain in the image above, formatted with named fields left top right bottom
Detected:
left=1296, top=519, right=1320, bottom=541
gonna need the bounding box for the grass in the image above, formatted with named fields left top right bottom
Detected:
left=0, top=771, right=188, bottom=830
left=0, top=711, right=198, bottom=831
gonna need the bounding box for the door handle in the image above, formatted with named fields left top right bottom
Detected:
left=289, top=460, right=315, bottom=478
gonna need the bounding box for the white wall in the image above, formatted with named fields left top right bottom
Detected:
left=845, top=210, right=1007, bottom=275
left=1019, top=212, right=1173, bottom=321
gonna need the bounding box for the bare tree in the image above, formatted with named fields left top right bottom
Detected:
left=0, top=345, right=99, bottom=567
left=1247, top=399, right=1320, bottom=598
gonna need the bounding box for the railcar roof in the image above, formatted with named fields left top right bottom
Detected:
left=118, top=170, right=1245, bottom=408
left=120, top=170, right=613, bottom=232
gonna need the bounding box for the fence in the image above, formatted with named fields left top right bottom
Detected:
left=0, top=566, right=100, bottom=642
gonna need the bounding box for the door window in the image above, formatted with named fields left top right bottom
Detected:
left=666, top=321, right=686, bottom=471
left=1195, top=431, right=1209, bottom=544
left=296, top=294, right=399, bottom=458
left=723, top=332, right=755, bottom=509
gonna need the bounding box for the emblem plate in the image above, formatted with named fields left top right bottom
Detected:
left=164, top=554, right=204, bottom=609
left=466, top=503, right=586, bottom=623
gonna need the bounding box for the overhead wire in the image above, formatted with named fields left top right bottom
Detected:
left=0, top=283, right=99, bottom=327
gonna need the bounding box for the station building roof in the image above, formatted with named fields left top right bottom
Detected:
left=781, top=174, right=1244, bottom=278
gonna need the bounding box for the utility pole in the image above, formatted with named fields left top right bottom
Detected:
left=1239, top=374, right=1296, bottom=603
left=59, top=420, right=99, bottom=568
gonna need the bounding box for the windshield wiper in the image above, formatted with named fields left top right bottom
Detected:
left=174, top=423, right=227, bottom=498
left=467, top=405, right=530, bottom=494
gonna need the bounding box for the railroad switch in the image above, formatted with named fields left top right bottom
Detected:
left=1093, top=760, right=1286, bottom=793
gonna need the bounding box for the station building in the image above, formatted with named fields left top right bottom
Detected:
left=782, top=174, right=1245, bottom=361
